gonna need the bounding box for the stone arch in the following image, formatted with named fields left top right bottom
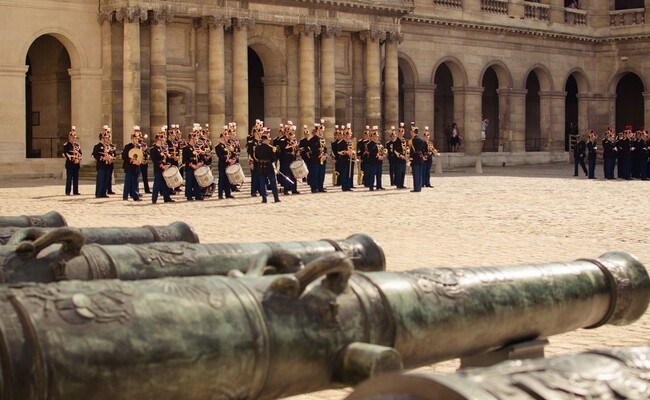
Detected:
left=565, top=67, right=590, bottom=94
left=609, top=70, right=645, bottom=132
left=607, top=67, right=647, bottom=94
left=431, top=56, right=468, bottom=87
left=21, top=28, right=85, bottom=69
left=248, top=36, right=285, bottom=125
left=564, top=68, right=589, bottom=150
left=398, top=53, right=419, bottom=126
left=248, top=35, right=285, bottom=79
left=479, top=60, right=513, bottom=89
left=522, top=64, right=554, bottom=92
left=397, top=52, right=419, bottom=85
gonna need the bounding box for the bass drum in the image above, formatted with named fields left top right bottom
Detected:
left=290, top=159, right=309, bottom=180
left=226, top=164, right=245, bottom=186
left=163, top=166, right=183, bottom=189
left=194, top=165, right=214, bottom=188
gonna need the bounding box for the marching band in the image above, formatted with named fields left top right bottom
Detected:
left=72, top=119, right=443, bottom=204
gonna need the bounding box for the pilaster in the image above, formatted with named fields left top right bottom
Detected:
left=150, top=9, right=173, bottom=136
left=293, top=24, right=319, bottom=130
left=384, top=32, right=402, bottom=136
left=206, top=16, right=230, bottom=142
left=98, top=11, right=114, bottom=130
left=359, top=30, right=385, bottom=134
left=453, top=86, right=484, bottom=155
left=232, top=17, right=255, bottom=139
left=195, top=17, right=209, bottom=125
left=540, top=91, right=566, bottom=152
left=0, top=65, right=29, bottom=161
left=320, top=25, right=340, bottom=143
left=497, top=88, right=527, bottom=153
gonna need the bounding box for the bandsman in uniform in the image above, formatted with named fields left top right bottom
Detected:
left=331, top=125, right=342, bottom=187
left=92, top=132, right=112, bottom=198
left=279, top=126, right=300, bottom=195
left=182, top=130, right=204, bottom=201
left=602, top=127, right=616, bottom=180
left=366, top=126, right=385, bottom=191
left=308, top=122, right=328, bottom=193
left=253, top=133, right=281, bottom=203
left=409, top=126, right=426, bottom=192
left=150, top=128, right=175, bottom=204
left=640, top=129, right=649, bottom=181
left=423, top=126, right=435, bottom=188
left=63, top=126, right=82, bottom=195
left=227, top=122, right=241, bottom=193
left=357, top=126, right=370, bottom=188
left=633, top=128, right=645, bottom=179
left=166, top=125, right=182, bottom=194
left=101, top=125, right=116, bottom=195
left=393, top=123, right=408, bottom=189
left=573, top=132, right=587, bottom=177
left=615, top=128, right=626, bottom=178
left=586, top=129, right=598, bottom=179
left=215, top=131, right=236, bottom=199
left=618, top=126, right=633, bottom=180
left=247, top=121, right=261, bottom=197
left=298, top=123, right=311, bottom=184
left=335, top=125, right=354, bottom=192
left=122, top=127, right=143, bottom=201
left=386, top=127, right=397, bottom=186
left=138, top=133, right=151, bottom=194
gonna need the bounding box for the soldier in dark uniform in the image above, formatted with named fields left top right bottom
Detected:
left=279, top=128, right=300, bottom=195
left=366, top=128, right=385, bottom=191
left=393, top=125, right=408, bottom=189
left=602, top=128, right=616, bottom=180
left=640, top=130, right=649, bottom=181
left=100, top=125, right=116, bottom=195
left=586, top=129, right=598, bottom=179
left=409, top=127, right=426, bottom=192
left=122, top=128, right=142, bottom=201
left=331, top=126, right=342, bottom=187
left=336, top=127, right=353, bottom=192
left=573, top=132, right=587, bottom=177
left=253, top=134, right=280, bottom=203
left=215, top=132, right=235, bottom=199
left=63, top=128, right=81, bottom=195
left=92, top=132, right=111, bottom=198
left=423, top=127, right=434, bottom=188
left=308, top=124, right=327, bottom=193
left=166, top=125, right=181, bottom=194
left=618, top=127, right=633, bottom=180
left=246, top=123, right=260, bottom=197
left=150, top=130, right=174, bottom=204
left=298, top=125, right=311, bottom=184
left=138, top=135, right=151, bottom=194
left=182, top=132, right=204, bottom=201
left=386, top=127, right=397, bottom=186
left=357, top=127, right=370, bottom=188
left=633, top=128, right=645, bottom=179
left=615, top=129, right=626, bottom=178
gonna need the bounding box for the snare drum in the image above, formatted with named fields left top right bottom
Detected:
left=194, top=165, right=214, bottom=188
left=163, top=165, right=183, bottom=189
left=290, top=159, right=309, bottom=180
left=226, top=164, right=245, bottom=186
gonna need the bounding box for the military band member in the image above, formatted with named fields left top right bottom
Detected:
left=253, top=134, right=281, bottom=203
left=92, top=132, right=111, bottom=198
left=640, top=130, right=649, bottom=181
left=423, top=127, right=434, bottom=188
left=366, top=127, right=385, bottom=191
left=166, top=125, right=182, bottom=194
left=393, top=124, right=408, bottom=189
left=586, top=129, right=598, bottom=179
left=122, top=128, right=142, bottom=201
left=307, top=123, right=327, bottom=193
left=279, top=128, right=300, bottom=195
left=386, top=127, right=397, bottom=186
left=215, top=132, right=236, bottom=199
left=100, top=125, right=116, bottom=195
left=335, top=126, right=353, bottom=191
left=602, top=128, right=616, bottom=180
left=138, top=134, right=151, bottom=194
left=247, top=123, right=261, bottom=197
left=228, top=123, right=241, bottom=193
left=182, top=132, right=204, bottom=201
left=618, top=127, right=633, bottom=180
left=150, top=129, right=174, bottom=204
left=63, top=127, right=82, bottom=195
left=331, top=126, right=342, bottom=187
left=357, top=127, right=370, bottom=188
left=573, top=132, right=587, bottom=177
left=409, top=127, right=426, bottom=192
left=633, top=128, right=645, bottom=179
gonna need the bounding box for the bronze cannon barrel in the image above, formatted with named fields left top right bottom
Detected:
left=0, top=211, right=67, bottom=245
left=346, top=345, right=650, bottom=399
left=0, top=230, right=384, bottom=283
left=5, top=221, right=199, bottom=246
left=0, top=252, right=646, bottom=400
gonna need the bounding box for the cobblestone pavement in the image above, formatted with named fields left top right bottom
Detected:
left=1, top=162, right=649, bottom=399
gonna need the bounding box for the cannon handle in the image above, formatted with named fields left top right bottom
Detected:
left=14, top=228, right=85, bottom=259
left=268, top=252, right=353, bottom=298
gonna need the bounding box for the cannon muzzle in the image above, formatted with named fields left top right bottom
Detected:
left=0, top=231, right=384, bottom=283
left=0, top=252, right=646, bottom=400
left=0, top=211, right=67, bottom=244
left=346, top=345, right=650, bottom=400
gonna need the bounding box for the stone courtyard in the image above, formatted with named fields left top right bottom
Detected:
left=1, top=162, right=649, bottom=399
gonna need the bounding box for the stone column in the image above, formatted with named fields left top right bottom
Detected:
left=195, top=18, right=209, bottom=125
left=150, top=10, right=173, bottom=136
left=320, top=26, right=340, bottom=143
left=453, top=86, right=484, bottom=155
left=549, top=0, right=565, bottom=24
left=413, top=84, right=435, bottom=137
left=117, top=6, right=147, bottom=145
left=586, top=93, right=615, bottom=132
left=232, top=17, right=254, bottom=140
left=384, top=32, right=402, bottom=136
left=206, top=16, right=230, bottom=143
left=0, top=65, right=28, bottom=161
left=293, top=24, right=318, bottom=130
left=69, top=68, right=102, bottom=159
left=284, top=27, right=300, bottom=123
left=360, top=30, right=385, bottom=136
left=99, top=11, right=114, bottom=128
left=540, top=91, right=566, bottom=152
left=352, top=34, right=365, bottom=136
left=576, top=93, right=593, bottom=134
left=644, top=92, right=650, bottom=130
left=498, top=88, right=527, bottom=153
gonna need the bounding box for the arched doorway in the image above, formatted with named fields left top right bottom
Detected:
left=615, top=73, right=644, bottom=132
left=565, top=75, right=578, bottom=151
left=248, top=47, right=264, bottom=129
left=25, top=35, right=71, bottom=158
left=434, top=64, right=454, bottom=151
left=525, top=72, right=541, bottom=151
left=482, top=68, right=500, bottom=152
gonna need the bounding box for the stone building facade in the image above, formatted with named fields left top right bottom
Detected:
left=1, top=0, right=648, bottom=177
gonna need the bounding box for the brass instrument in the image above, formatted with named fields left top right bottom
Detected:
left=319, top=137, right=327, bottom=165
left=69, top=142, right=82, bottom=164
left=427, top=141, right=439, bottom=157
left=376, top=143, right=387, bottom=160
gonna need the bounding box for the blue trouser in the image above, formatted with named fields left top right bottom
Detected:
left=394, top=162, right=406, bottom=188
left=123, top=170, right=140, bottom=200
left=423, top=160, right=432, bottom=186
left=338, top=161, right=351, bottom=190
left=388, top=160, right=396, bottom=185
left=95, top=169, right=108, bottom=197
left=368, top=164, right=382, bottom=190
left=65, top=166, right=79, bottom=194
left=107, top=164, right=114, bottom=192
left=604, top=158, right=615, bottom=179
left=279, top=162, right=297, bottom=192
left=218, top=168, right=232, bottom=198
left=588, top=157, right=596, bottom=178
left=140, top=164, right=150, bottom=192
left=257, top=171, right=279, bottom=202
left=152, top=171, right=172, bottom=203
left=185, top=168, right=202, bottom=199
left=318, top=162, right=326, bottom=190
left=412, top=163, right=423, bottom=192
left=574, top=157, right=587, bottom=176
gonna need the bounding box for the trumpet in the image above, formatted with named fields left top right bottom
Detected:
left=427, top=142, right=439, bottom=157
left=70, top=142, right=82, bottom=163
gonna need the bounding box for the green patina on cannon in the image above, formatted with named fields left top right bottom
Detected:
left=0, top=251, right=646, bottom=400
left=0, top=229, right=384, bottom=283
left=0, top=211, right=67, bottom=244
left=346, top=345, right=650, bottom=399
